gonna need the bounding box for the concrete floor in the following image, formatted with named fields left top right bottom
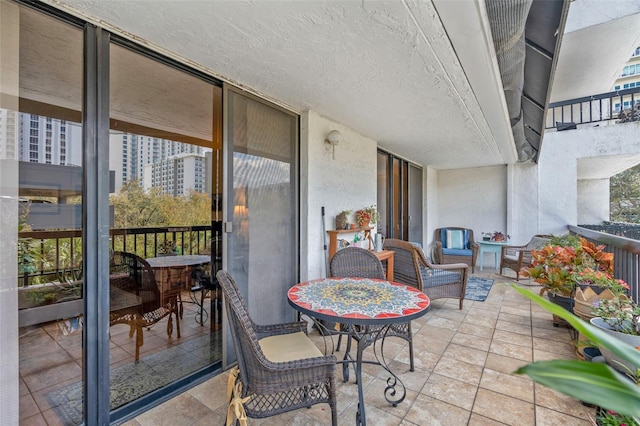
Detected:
left=123, top=271, right=596, bottom=426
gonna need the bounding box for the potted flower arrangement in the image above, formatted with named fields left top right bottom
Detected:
left=524, top=236, right=614, bottom=312
left=355, top=205, right=381, bottom=228
left=491, top=231, right=510, bottom=242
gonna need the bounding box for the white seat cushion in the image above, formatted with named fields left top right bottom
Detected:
left=505, top=254, right=520, bottom=262
left=259, top=332, right=322, bottom=362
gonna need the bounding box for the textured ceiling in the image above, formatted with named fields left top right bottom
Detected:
left=46, top=0, right=522, bottom=170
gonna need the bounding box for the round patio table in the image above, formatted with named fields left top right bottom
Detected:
left=288, top=277, right=430, bottom=426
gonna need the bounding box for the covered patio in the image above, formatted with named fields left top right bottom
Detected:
left=122, top=272, right=594, bottom=426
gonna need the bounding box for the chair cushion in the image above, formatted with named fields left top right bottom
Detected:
left=420, top=268, right=462, bottom=287
left=442, top=248, right=473, bottom=256
left=259, top=332, right=323, bottom=362
left=442, top=228, right=469, bottom=249
left=504, top=254, right=520, bottom=262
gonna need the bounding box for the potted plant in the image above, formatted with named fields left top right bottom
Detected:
left=355, top=205, right=381, bottom=228
left=481, top=232, right=492, bottom=241
left=491, top=231, right=510, bottom=242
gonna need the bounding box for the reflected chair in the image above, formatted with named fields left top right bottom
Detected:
left=433, top=227, right=479, bottom=272
left=500, top=234, right=552, bottom=280
left=384, top=238, right=469, bottom=310
left=216, top=270, right=337, bottom=425
left=109, top=251, right=180, bottom=361
left=329, top=247, right=417, bottom=371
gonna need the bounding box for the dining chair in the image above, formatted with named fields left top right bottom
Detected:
left=329, top=247, right=417, bottom=371
left=216, top=270, right=337, bottom=425
left=109, top=251, right=181, bottom=361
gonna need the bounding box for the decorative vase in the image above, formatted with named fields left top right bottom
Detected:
left=359, top=220, right=370, bottom=228
left=590, top=317, right=640, bottom=373
left=493, top=235, right=504, bottom=242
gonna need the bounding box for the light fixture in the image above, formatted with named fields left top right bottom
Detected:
left=325, top=129, right=341, bottom=159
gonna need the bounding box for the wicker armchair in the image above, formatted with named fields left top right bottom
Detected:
left=500, top=235, right=552, bottom=280
left=433, top=227, right=479, bottom=272
left=384, top=238, right=469, bottom=310
left=329, top=247, right=418, bottom=370
left=109, top=251, right=181, bottom=361
left=216, top=270, right=337, bottom=425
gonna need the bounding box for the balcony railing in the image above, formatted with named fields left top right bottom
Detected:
left=546, top=87, right=640, bottom=129
left=570, top=225, right=640, bottom=303
left=18, top=225, right=213, bottom=287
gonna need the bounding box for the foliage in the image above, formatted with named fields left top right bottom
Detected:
left=480, top=231, right=509, bottom=240
left=598, top=409, right=639, bottom=426
left=355, top=205, right=381, bottom=225
left=594, top=298, right=640, bottom=336
left=110, top=180, right=211, bottom=228
left=511, top=285, right=640, bottom=421
left=576, top=269, right=630, bottom=296
left=17, top=203, right=50, bottom=276
left=611, top=164, right=640, bottom=224
left=524, top=237, right=614, bottom=297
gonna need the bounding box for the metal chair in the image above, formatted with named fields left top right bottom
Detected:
left=329, top=247, right=418, bottom=371
left=216, top=270, right=337, bottom=425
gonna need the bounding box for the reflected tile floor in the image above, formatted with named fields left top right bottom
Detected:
left=124, top=271, right=595, bottom=426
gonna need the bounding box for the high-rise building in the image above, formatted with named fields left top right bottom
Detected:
left=0, top=109, right=19, bottom=160
left=109, top=133, right=205, bottom=191
left=613, top=46, right=640, bottom=113
left=17, top=113, right=81, bottom=166
left=143, top=152, right=207, bottom=196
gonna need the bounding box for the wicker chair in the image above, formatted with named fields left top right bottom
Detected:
left=433, top=227, right=479, bottom=272
left=109, top=251, right=181, bottom=361
left=216, top=270, right=337, bottom=425
left=384, top=238, right=469, bottom=310
left=500, top=235, right=552, bottom=280
left=329, top=247, right=418, bottom=370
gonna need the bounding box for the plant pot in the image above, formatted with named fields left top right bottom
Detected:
left=482, top=237, right=490, bottom=241
left=590, top=317, right=640, bottom=374
left=546, top=292, right=574, bottom=312
left=573, top=287, right=623, bottom=320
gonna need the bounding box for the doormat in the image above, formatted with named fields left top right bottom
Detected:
left=45, top=332, right=222, bottom=425
left=464, top=277, right=494, bottom=301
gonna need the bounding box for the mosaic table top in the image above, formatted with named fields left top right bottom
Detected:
left=288, top=278, right=430, bottom=325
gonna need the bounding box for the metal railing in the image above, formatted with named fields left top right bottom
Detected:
left=570, top=225, right=640, bottom=303
left=18, top=225, right=212, bottom=287
left=546, top=87, right=640, bottom=129
left=579, top=222, right=640, bottom=241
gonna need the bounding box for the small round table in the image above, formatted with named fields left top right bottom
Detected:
left=288, top=277, right=430, bottom=426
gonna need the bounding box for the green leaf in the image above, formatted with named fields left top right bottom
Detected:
left=511, top=285, right=640, bottom=372
left=516, top=360, right=640, bottom=417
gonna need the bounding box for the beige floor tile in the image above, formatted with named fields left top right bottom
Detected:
left=534, top=384, right=596, bottom=421
left=468, top=412, right=510, bottom=425
left=462, top=315, right=498, bottom=329
left=484, top=353, right=531, bottom=375
left=415, top=324, right=457, bottom=342
left=421, top=373, right=478, bottom=410
left=405, top=394, right=471, bottom=425
left=497, top=312, right=531, bottom=326
left=457, top=322, right=495, bottom=339
left=426, top=316, right=462, bottom=332
left=472, top=388, right=535, bottom=426
left=495, top=319, right=532, bottom=336
left=479, top=368, right=534, bottom=403
left=434, top=356, right=484, bottom=386
left=499, top=305, right=532, bottom=318
left=451, top=332, right=492, bottom=352
left=135, top=393, right=211, bottom=426
left=532, top=337, right=576, bottom=358
left=411, top=333, right=450, bottom=356
left=489, top=340, right=533, bottom=362
left=531, top=326, right=573, bottom=342
left=535, top=405, right=594, bottom=425
left=187, top=370, right=230, bottom=411
left=384, top=360, right=430, bottom=393
left=442, top=343, right=488, bottom=366
left=492, top=329, right=533, bottom=348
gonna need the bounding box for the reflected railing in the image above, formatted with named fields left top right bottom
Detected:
left=570, top=225, right=640, bottom=302
left=18, top=225, right=212, bottom=287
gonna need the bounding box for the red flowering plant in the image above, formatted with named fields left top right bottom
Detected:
left=597, top=409, right=639, bottom=426
left=524, top=236, right=615, bottom=297
left=355, top=205, right=380, bottom=227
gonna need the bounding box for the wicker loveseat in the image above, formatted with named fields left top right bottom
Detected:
left=499, top=234, right=552, bottom=280
left=433, top=227, right=479, bottom=272
left=384, top=238, right=469, bottom=310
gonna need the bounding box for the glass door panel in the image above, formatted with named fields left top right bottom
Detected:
left=108, top=43, right=222, bottom=413
left=3, top=5, right=85, bottom=424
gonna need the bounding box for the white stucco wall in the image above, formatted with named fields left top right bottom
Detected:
left=577, top=178, right=610, bottom=225
left=424, top=166, right=439, bottom=253
left=301, top=111, right=378, bottom=281
left=538, top=122, right=640, bottom=235
left=508, top=162, right=541, bottom=245
left=436, top=165, right=507, bottom=256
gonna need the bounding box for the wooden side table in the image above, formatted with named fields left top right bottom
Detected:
left=372, top=250, right=395, bottom=281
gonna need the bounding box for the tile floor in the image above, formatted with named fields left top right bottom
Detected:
left=123, top=271, right=597, bottom=426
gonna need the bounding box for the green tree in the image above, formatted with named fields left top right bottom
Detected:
left=110, top=181, right=167, bottom=228
left=610, top=164, right=640, bottom=223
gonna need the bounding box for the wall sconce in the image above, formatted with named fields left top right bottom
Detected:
left=325, top=129, right=341, bottom=160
